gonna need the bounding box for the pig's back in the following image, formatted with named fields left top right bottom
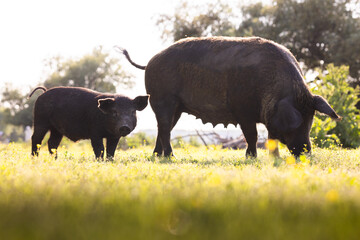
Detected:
left=34, top=87, right=104, bottom=141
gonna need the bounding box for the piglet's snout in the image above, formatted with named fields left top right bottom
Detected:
left=119, top=126, right=131, bottom=136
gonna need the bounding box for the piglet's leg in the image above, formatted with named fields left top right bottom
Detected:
left=48, top=128, right=63, bottom=158
left=106, top=137, right=120, bottom=160
left=91, top=137, right=105, bottom=159
left=31, top=126, right=48, bottom=156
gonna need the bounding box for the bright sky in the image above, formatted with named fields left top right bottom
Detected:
left=0, top=0, right=246, bottom=132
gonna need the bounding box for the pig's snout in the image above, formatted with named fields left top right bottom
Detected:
left=119, top=126, right=131, bottom=136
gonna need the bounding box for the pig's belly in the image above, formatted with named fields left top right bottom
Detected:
left=50, top=119, right=91, bottom=142
left=178, top=71, right=238, bottom=126
left=183, top=103, right=237, bottom=127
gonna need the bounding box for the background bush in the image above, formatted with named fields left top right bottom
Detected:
left=118, top=132, right=156, bottom=150
left=311, top=64, right=360, bottom=148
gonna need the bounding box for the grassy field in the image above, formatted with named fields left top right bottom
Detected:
left=1, top=142, right=360, bottom=240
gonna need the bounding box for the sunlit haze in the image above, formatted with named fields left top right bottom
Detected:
left=0, top=0, right=261, bottom=133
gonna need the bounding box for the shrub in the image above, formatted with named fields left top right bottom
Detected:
left=311, top=64, right=360, bottom=148
left=118, top=132, right=155, bottom=150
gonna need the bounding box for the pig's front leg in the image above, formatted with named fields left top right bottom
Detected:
left=91, top=137, right=105, bottom=159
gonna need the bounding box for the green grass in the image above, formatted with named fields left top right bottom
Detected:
left=1, top=143, right=360, bottom=240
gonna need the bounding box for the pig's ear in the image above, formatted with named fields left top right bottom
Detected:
left=270, top=97, right=303, bottom=133
left=133, top=95, right=149, bottom=111
left=98, top=98, right=116, bottom=114
left=313, top=95, right=341, bottom=120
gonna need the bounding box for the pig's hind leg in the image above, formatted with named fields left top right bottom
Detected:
left=152, top=102, right=183, bottom=157
left=31, top=126, right=49, bottom=156
left=153, top=109, right=182, bottom=156
left=48, top=128, right=63, bottom=158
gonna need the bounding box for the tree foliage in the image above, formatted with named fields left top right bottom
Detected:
left=1, top=84, right=33, bottom=127
left=1, top=47, right=133, bottom=127
left=157, top=1, right=237, bottom=41
left=43, top=46, right=133, bottom=92
left=311, top=64, right=360, bottom=148
left=158, top=0, right=360, bottom=80
left=238, top=0, right=360, bottom=80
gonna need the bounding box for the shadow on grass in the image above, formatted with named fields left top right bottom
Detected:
left=143, top=153, right=268, bottom=168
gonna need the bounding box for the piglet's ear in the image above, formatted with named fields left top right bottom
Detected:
left=133, top=95, right=149, bottom=111
left=271, top=97, right=303, bottom=133
left=313, top=95, right=341, bottom=120
left=98, top=98, right=115, bottom=114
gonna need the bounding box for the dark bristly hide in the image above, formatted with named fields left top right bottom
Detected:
left=121, top=36, right=340, bottom=157
left=29, top=86, right=149, bottom=159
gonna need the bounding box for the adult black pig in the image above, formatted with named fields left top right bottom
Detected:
left=29, top=86, right=149, bottom=159
left=119, top=36, right=340, bottom=157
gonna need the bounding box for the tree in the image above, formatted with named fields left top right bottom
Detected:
left=157, top=1, right=236, bottom=42
left=238, top=0, right=360, bottom=80
left=43, top=46, right=133, bottom=92
left=1, top=47, right=134, bottom=128
left=1, top=83, right=33, bottom=127
left=157, top=0, right=360, bottom=80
